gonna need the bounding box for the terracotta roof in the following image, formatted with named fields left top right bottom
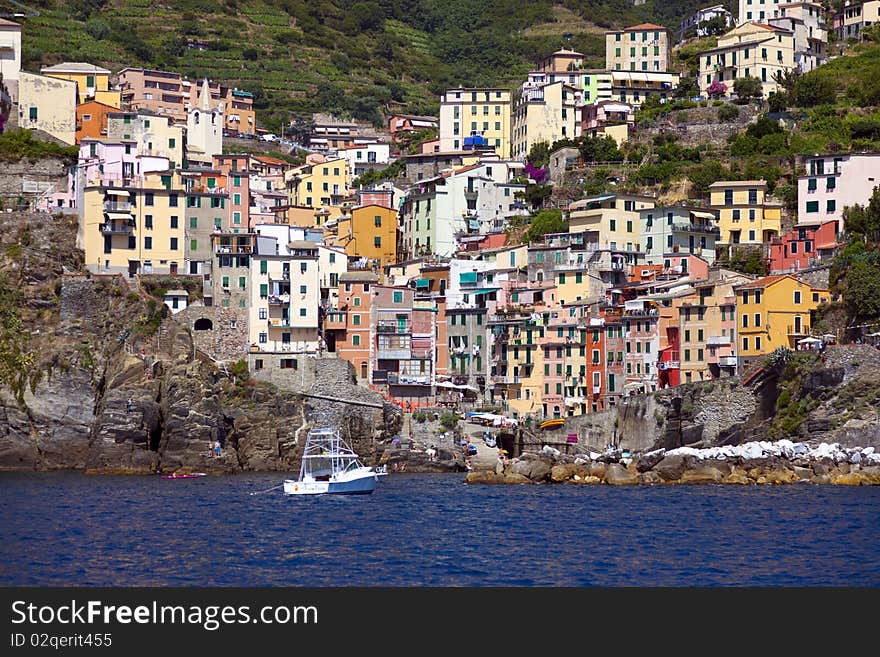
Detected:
left=623, top=23, right=666, bottom=31
left=752, top=22, right=788, bottom=31
left=735, top=274, right=791, bottom=289
left=254, top=156, right=288, bottom=165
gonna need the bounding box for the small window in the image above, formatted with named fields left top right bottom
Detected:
left=393, top=291, right=403, bottom=303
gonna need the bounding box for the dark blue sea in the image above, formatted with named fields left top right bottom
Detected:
left=2, top=472, right=879, bottom=587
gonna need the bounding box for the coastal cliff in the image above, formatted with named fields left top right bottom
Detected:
left=0, top=211, right=400, bottom=474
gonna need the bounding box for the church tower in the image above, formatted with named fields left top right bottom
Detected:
left=186, top=78, right=223, bottom=164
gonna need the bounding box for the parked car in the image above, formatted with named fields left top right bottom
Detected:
left=261, top=133, right=278, bottom=142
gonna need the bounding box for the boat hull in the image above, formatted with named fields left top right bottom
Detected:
left=283, top=469, right=379, bottom=496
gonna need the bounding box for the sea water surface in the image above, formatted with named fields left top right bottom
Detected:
left=1, top=471, right=878, bottom=587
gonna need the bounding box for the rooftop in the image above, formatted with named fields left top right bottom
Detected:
left=41, top=62, right=111, bottom=75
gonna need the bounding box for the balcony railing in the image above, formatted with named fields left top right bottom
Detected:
left=103, top=201, right=132, bottom=212
left=671, top=223, right=720, bottom=235
left=372, top=370, right=389, bottom=384
left=706, top=335, right=730, bottom=346
left=376, top=322, right=411, bottom=334
left=377, top=349, right=411, bottom=360
left=719, top=356, right=738, bottom=367
left=100, top=221, right=133, bottom=235
left=787, top=324, right=810, bottom=336
left=390, top=373, right=431, bottom=385
left=267, top=294, right=289, bottom=305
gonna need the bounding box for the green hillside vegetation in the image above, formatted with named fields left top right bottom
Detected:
left=18, top=0, right=731, bottom=132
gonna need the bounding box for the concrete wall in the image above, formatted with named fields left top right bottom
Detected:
left=18, top=72, right=76, bottom=145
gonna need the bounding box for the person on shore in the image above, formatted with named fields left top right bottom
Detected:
left=213, top=439, right=221, bottom=458
left=126, top=397, right=134, bottom=413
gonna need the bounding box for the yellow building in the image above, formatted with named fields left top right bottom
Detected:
left=678, top=270, right=753, bottom=383
left=735, top=274, right=830, bottom=371
left=553, top=267, right=595, bottom=307
left=567, top=193, right=655, bottom=252
left=285, top=155, right=350, bottom=219
left=503, top=322, right=544, bottom=421
left=699, top=22, right=796, bottom=99
left=81, top=170, right=187, bottom=275
left=40, top=62, right=121, bottom=107
left=17, top=71, right=77, bottom=144
left=709, top=180, right=782, bottom=248
left=336, top=204, right=398, bottom=269
left=605, top=24, right=672, bottom=73
left=439, top=87, right=512, bottom=156
left=512, top=80, right=580, bottom=161
left=106, top=110, right=186, bottom=170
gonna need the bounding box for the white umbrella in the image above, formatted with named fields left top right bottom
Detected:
left=797, top=337, right=821, bottom=344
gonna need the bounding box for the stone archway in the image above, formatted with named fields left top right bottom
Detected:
left=194, top=317, right=213, bottom=331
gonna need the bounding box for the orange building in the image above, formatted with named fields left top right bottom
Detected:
left=324, top=271, right=377, bottom=380
left=75, top=100, right=115, bottom=143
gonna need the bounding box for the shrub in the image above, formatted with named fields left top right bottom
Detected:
left=717, top=104, right=740, bottom=122
left=438, top=412, right=458, bottom=430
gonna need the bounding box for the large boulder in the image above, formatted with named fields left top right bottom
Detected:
left=510, top=453, right=553, bottom=482
left=652, top=454, right=689, bottom=481
left=605, top=463, right=639, bottom=485
left=551, top=463, right=587, bottom=482
left=679, top=465, right=725, bottom=484
left=635, top=450, right=665, bottom=473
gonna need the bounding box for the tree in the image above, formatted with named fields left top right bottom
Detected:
left=733, top=76, right=763, bottom=103
left=843, top=185, right=880, bottom=246
left=794, top=73, right=836, bottom=107
left=698, top=15, right=729, bottom=36
left=674, top=77, right=699, bottom=99
left=527, top=141, right=551, bottom=168
left=843, top=261, right=880, bottom=325
left=524, top=209, right=568, bottom=243
left=578, top=135, right=623, bottom=163
left=706, top=80, right=727, bottom=99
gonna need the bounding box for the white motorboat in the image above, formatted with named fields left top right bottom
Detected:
left=283, top=427, right=383, bottom=495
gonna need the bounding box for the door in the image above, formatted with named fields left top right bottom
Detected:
left=128, top=260, right=139, bottom=278
left=397, top=314, right=407, bottom=333
left=794, top=316, right=802, bottom=334
left=170, top=262, right=178, bottom=275
left=360, top=362, right=368, bottom=379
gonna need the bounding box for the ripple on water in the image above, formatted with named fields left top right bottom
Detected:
left=1, top=472, right=879, bottom=586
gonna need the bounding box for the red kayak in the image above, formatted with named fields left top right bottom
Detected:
left=161, top=473, right=207, bottom=479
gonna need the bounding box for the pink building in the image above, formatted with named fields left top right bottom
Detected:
left=769, top=220, right=839, bottom=273
left=581, top=100, right=634, bottom=138
left=213, top=154, right=251, bottom=231
left=798, top=152, right=880, bottom=232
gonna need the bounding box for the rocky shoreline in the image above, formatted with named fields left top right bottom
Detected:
left=465, top=440, right=880, bottom=486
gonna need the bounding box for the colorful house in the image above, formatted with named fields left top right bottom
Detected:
left=708, top=180, right=782, bottom=250
left=17, top=71, right=77, bottom=144
left=769, top=220, right=839, bottom=273
left=40, top=62, right=120, bottom=107
left=734, top=274, right=830, bottom=371
left=336, top=204, right=398, bottom=269
left=76, top=100, right=116, bottom=143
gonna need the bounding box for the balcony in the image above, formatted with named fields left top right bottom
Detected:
left=391, top=374, right=431, bottom=385
left=268, top=318, right=292, bottom=328
left=491, top=375, right=520, bottom=385
left=100, top=221, right=133, bottom=235
left=719, top=356, right=738, bottom=367
left=270, top=271, right=290, bottom=281
left=103, top=201, right=132, bottom=212
left=378, top=349, right=411, bottom=360
left=464, top=189, right=478, bottom=200
left=411, top=347, right=432, bottom=359
left=707, top=335, right=730, bottom=346
left=376, top=321, right=411, bottom=334
left=372, top=370, right=389, bottom=384
left=268, top=294, right=290, bottom=306
left=787, top=324, right=810, bottom=336
left=671, top=223, right=720, bottom=235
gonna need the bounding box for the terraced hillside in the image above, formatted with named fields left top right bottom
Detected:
left=11, top=0, right=729, bottom=131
